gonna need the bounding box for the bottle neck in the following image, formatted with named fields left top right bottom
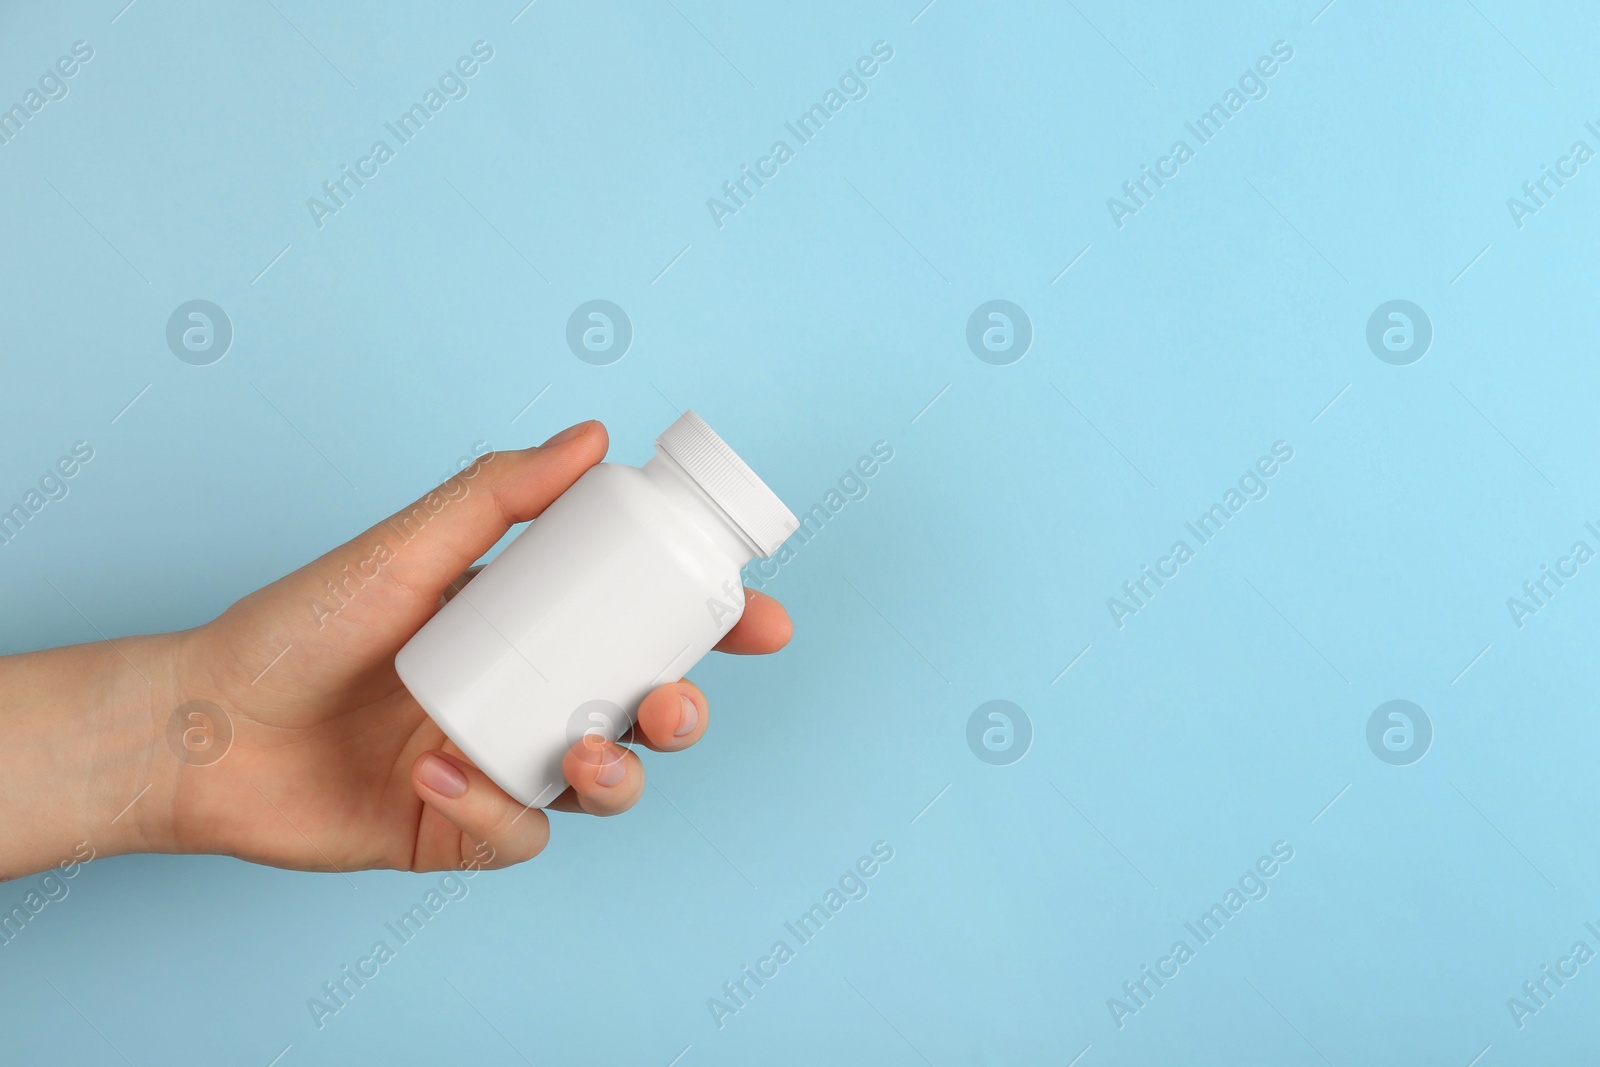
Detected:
left=642, top=452, right=762, bottom=565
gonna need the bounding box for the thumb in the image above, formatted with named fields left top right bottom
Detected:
left=251, top=420, right=607, bottom=636
left=371, top=419, right=608, bottom=600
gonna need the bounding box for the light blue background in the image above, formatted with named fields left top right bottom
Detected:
left=3, top=0, right=1597, bottom=1063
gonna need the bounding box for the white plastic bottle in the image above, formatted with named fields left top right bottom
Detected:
left=395, top=411, right=798, bottom=808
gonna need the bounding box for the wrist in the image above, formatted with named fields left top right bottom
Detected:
left=0, top=630, right=190, bottom=877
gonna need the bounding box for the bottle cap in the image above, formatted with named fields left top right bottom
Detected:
left=656, top=411, right=799, bottom=558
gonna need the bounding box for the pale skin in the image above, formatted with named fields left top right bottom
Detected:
left=0, top=420, right=793, bottom=880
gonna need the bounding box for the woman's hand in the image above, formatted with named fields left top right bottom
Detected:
left=0, top=420, right=791, bottom=880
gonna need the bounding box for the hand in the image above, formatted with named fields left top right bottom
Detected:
left=0, top=420, right=792, bottom=879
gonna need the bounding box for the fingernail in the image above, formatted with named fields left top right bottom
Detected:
left=674, top=694, right=699, bottom=737
left=541, top=420, right=592, bottom=448
left=418, top=753, right=468, bottom=798
left=593, top=745, right=626, bottom=787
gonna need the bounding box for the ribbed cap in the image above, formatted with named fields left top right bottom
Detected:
left=656, top=411, right=798, bottom=558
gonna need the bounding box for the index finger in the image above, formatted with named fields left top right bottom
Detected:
left=713, top=588, right=792, bottom=655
